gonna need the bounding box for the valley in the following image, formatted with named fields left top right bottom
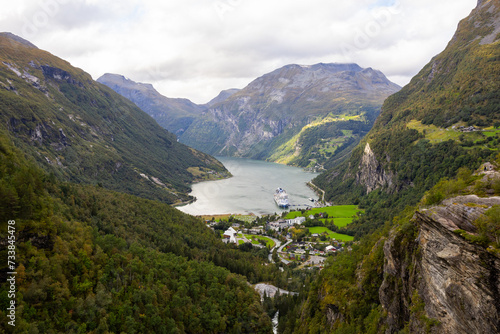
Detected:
left=1, top=0, right=500, bottom=333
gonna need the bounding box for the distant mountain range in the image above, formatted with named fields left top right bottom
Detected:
left=99, top=63, right=400, bottom=169
left=0, top=32, right=229, bottom=204
left=97, top=73, right=207, bottom=137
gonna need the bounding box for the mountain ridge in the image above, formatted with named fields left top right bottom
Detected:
left=0, top=33, right=229, bottom=204
left=97, top=73, right=205, bottom=137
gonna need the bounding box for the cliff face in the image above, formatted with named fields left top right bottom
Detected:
left=380, top=195, right=500, bottom=333
left=355, top=143, right=395, bottom=193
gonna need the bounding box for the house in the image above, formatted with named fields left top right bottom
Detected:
left=222, top=227, right=238, bottom=244
left=325, top=245, right=335, bottom=252
left=249, top=228, right=262, bottom=234
left=286, top=216, right=306, bottom=225
left=295, top=216, right=306, bottom=224
left=267, top=219, right=289, bottom=231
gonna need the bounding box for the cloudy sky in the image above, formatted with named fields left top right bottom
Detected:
left=3, top=0, right=477, bottom=103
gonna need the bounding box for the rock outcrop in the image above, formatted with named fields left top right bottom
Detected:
left=380, top=195, right=500, bottom=333
left=355, top=143, right=394, bottom=193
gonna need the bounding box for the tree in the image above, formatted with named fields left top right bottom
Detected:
left=475, top=205, right=500, bottom=248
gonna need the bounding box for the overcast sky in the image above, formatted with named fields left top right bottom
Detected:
left=3, top=0, right=477, bottom=104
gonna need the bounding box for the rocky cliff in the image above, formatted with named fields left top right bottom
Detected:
left=355, top=143, right=395, bottom=193
left=380, top=193, right=500, bottom=333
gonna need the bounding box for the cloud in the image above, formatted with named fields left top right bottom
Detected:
left=2, top=0, right=477, bottom=103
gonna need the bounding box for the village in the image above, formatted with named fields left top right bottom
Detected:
left=207, top=205, right=359, bottom=269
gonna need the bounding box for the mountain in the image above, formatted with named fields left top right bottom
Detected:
left=278, top=1, right=500, bottom=332
left=205, top=88, right=240, bottom=107
left=314, top=0, right=500, bottom=233
left=180, top=63, right=401, bottom=168
left=0, top=33, right=229, bottom=205
left=286, top=164, right=500, bottom=333
left=97, top=73, right=205, bottom=137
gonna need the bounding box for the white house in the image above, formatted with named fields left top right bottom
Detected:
left=286, top=217, right=306, bottom=225
left=223, top=227, right=238, bottom=244
left=325, top=245, right=335, bottom=252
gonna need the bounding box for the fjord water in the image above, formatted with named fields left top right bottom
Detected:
left=178, top=157, right=319, bottom=216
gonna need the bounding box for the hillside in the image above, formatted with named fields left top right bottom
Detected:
left=314, top=0, right=500, bottom=234
left=180, top=63, right=401, bottom=168
left=0, top=33, right=229, bottom=205
left=0, top=129, right=273, bottom=333
left=284, top=163, right=500, bottom=333
left=97, top=73, right=205, bottom=137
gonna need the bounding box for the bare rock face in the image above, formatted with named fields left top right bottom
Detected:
left=355, top=143, right=394, bottom=193
left=380, top=196, right=500, bottom=334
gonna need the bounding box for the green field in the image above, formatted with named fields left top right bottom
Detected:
left=328, top=217, right=353, bottom=228
left=286, top=205, right=359, bottom=241
left=285, top=205, right=360, bottom=219
left=483, top=130, right=500, bottom=137
left=307, top=227, right=354, bottom=241
left=244, top=234, right=275, bottom=248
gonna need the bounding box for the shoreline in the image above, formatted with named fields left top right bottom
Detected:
left=307, top=181, right=326, bottom=203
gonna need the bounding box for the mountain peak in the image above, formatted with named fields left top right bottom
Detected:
left=205, top=88, right=240, bottom=107
left=98, top=73, right=154, bottom=90
left=0, top=32, right=38, bottom=49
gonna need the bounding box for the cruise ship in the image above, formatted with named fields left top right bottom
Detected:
left=274, top=188, right=290, bottom=208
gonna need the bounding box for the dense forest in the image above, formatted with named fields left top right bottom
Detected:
left=0, top=130, right=275, bottom=333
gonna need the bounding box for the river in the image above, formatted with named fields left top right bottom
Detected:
left=178, top=157, right=319, bottom=216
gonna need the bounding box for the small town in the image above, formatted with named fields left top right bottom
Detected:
left=206, top=204, right=359, bottom=269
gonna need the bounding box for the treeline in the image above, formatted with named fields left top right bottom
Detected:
left=0, top=131, right=273, bottom=333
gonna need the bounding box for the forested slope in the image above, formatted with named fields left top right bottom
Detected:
left=0, top=130, right=272, bottom=333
